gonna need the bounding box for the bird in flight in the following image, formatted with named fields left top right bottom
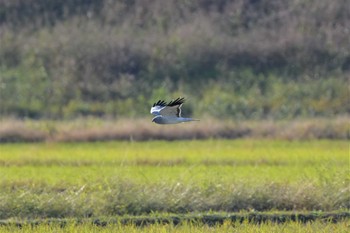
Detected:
left=150, top=97, right=199, bottom=124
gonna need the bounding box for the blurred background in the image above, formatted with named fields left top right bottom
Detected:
left=0, top=0, right=348, bottom=121
left=0, top=2, right=349, bottom=225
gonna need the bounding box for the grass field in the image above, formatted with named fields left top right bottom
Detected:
left=1, top=220, right=350, bottom=233
left=0, top=139, right=349, bottom=231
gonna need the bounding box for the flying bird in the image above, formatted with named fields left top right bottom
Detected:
left=150, top=97, right=199, bottom=124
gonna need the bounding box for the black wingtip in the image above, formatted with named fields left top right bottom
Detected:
left=153, top=100, right=167, bottom=107
left=167, top=97, right=185, bottom=106
left=153, top=97, right=185, bottom=107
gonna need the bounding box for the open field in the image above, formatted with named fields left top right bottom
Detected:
left=0, top=140, right=348, bottom=222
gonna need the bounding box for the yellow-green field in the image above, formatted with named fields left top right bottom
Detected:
left=0, top=140, right=349, bottom=231
left=1, top=220, right=350, bottom=233
left=1, top=140, right=348, bottom=185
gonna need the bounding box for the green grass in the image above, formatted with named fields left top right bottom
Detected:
left=1, top=140, right=347, bottom=165
left=0, top=140, right=349, bottom=219
left=0, top=220, right=349, bottom=233
left=0, top=140, right=347, bottom=185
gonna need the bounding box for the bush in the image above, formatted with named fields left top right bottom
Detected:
left=0, top=0, right=348, bottom=119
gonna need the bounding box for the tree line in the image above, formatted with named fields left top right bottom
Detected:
left=0, top=0, right=348, bottom=119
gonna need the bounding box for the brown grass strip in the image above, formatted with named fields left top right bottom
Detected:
left=0, top=117, right=348, bottom=143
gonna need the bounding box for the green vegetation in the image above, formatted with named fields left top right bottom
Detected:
left=1, top=219, right=350, bottom=233
left=0, top=140, right=348, bottom=219
left=0, top=0, right=348, bottom=119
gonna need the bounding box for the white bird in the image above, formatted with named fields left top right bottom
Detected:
left=150, top=97, right=199, bottom=124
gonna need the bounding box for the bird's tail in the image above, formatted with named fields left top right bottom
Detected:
left=182, top=118, right=200, bottom=122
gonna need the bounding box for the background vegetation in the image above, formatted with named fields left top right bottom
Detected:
left=0, top=0, right=349, bottom=119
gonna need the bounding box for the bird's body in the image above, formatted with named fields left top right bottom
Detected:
left=152, top=115, right=197, bottom=124
left=150, top=97, right=198, bottom=124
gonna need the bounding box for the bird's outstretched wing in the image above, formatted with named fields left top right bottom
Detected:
left=150, top=100, right=167, bottom=116
left=150, top=97, right=185, bottom=117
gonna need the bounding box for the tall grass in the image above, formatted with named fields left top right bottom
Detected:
left=0, top=219, right=349, bottom=233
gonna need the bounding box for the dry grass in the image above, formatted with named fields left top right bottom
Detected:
left=247, top=116, right=350, bottom=140
left=0, top=120, right=47, bottom=143
left=0, top=117, right=348, bottom=142
left=0, top=179, right=348, bottom=218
